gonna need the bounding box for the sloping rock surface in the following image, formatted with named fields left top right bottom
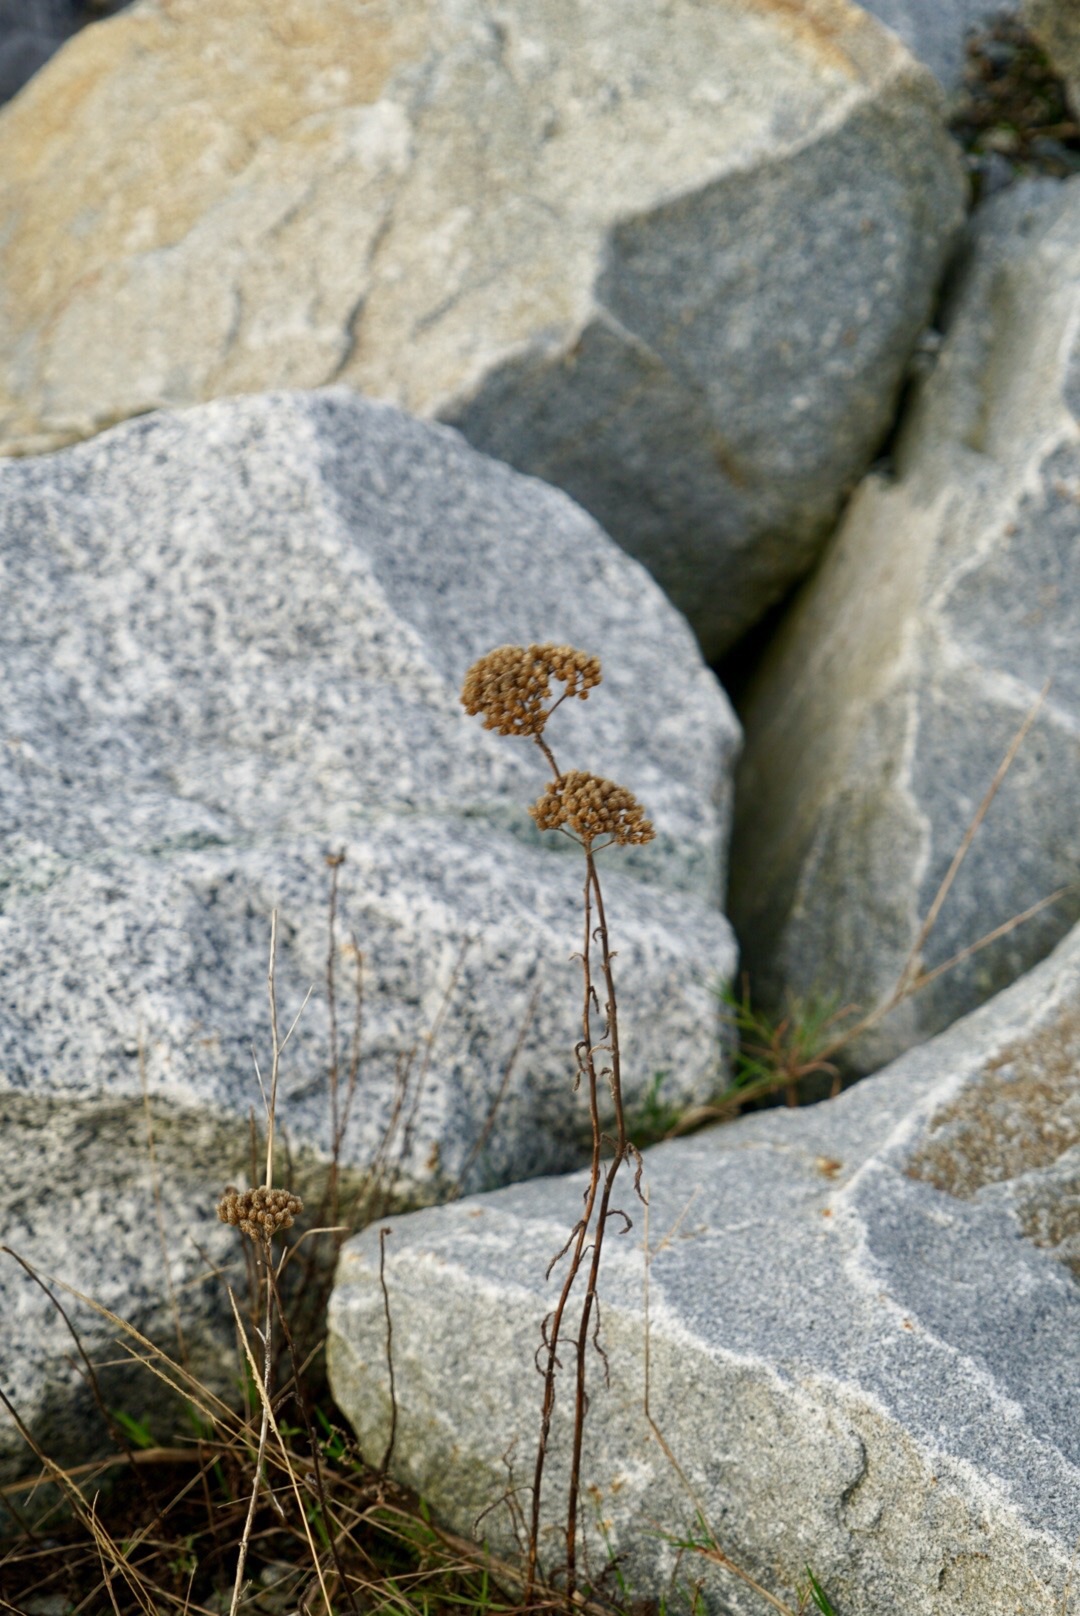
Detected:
left=329, top=919, right=1080, bottom=1616
left=730, top=177, right=1080, bottom=1072
left=0, top=389, right=737, bottom=1479
left=0, top=0, right=965, bottom=656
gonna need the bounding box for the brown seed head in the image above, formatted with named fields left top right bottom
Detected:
left=460, top=644, right=601, bottom=736
left=217, top=1184, right=304, bottom=1243
left=530, top=771, right=655, bottom=846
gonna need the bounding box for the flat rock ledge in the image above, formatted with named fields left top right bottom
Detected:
left=330, top=917, right=1080, bottom=1616
left=0, top=389, right=736, bottom=1482
left=0, top=0, right=965, bottom=656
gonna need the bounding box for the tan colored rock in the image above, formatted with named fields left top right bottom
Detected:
left=0, top=0, right=965, bottom=656
left=729, top=178, right=1080, bottom=1073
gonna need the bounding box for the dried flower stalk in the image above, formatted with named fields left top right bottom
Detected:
left=461, top=642, right=647, bottom=1607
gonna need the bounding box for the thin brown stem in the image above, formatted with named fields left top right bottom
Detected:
left=228, top=1243, right=274, bottom=1616
left=533, top=732, right=561, bottom=781
left=265, top=1259, right=362, bottom=1616
left=338, top=933, right=364, bottom=1159
left=587, top=854, right=626, bottom=1149
left=524, top=860, right=602, bottom=1603
left=564, top=852, right=629, bottom=1597
left=378, top=1228, right=399, bottom=1478
left=325, top=852, right=345, bottom=1222
left=895, top=679, right=1049, bottom=1001
left=265, top=911, right=281, bottom=1190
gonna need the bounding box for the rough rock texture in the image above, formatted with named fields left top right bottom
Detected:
left=0, top=0, right=966, bottom=658
left=329, top=918, right=1080, bottom=1616
left=861, top=0, right=1017, bottom=93
left=0, top=389, right=737, bottom=1480
left=1025, top=0, right=1080, bottom=113
left=729, top=178, right=1080, bottom=1073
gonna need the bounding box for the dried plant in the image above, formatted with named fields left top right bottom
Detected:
left=461, top=642, right=651, bottom=1608
left=217, top=1183, right=304, bottom=1241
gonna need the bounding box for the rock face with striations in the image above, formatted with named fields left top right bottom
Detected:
left=0, top=389, right=737, bottom=1479
left=0, top=0, right=966, bottom=657
left=729, top=178, right=1080, bottom=1073
left=329, top=917, right=1080, bottom=1616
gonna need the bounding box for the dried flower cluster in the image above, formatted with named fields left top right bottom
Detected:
left=531, top=771, right=655, bottom=846
left=217, top=1184, right=303, bottom=1242
left=460, top=643, right=601, bottom=736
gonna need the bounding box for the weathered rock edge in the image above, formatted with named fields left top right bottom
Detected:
left=329, top=920, right=1080, bottom=1616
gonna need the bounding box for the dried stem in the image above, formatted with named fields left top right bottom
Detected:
left=813, top=678, right=1054, bottom=1070
left=893, top=677, right=1049, bottom=1001
left=378, top=1227, right=399, bottom=1478
left=461, top=646, right=648, bottom=1609
left=265, top=910, right=282, bottom=1190
left=564, top=853, right=630, bottom=1592
left=326, top=851, right=346, bottom=1215
left=525, top=844, right=633, bottom=1608
left=525, top=857, right=604, bottom=1599
left=228, top=1241, right=275, bottom=1616
left=265, top=1258, right=362, bottom=1616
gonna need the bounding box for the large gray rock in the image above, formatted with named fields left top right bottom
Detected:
left=329, top=916, right=1080, bottom=1616
left=729, top=178, right=1080, bottom=1074
left=0, top=389, right=737, bottom=1480
left=0, top=0, right=966, bottom=658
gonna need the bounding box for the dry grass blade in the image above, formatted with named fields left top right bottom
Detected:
left=903, top=884, right=1072, bottom=995
left=90, top=1492, right=128, bottom=1616
left=0, top=1252, right=243, bottom=1433
left=687, top=680, right=1067, bottom=1126
left=0, top=1384, right=155, bottom=1614
left=0, top=1447, right=206, bottom=1499
left=894, top=677, right=1050, bottom=1000
left=226, top=1287, right=335, bottom=1616
left=227, top=1252, right=276, bottom=1616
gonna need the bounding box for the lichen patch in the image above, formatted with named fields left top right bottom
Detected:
left=904, top=1008, right=1080, bottom=1200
